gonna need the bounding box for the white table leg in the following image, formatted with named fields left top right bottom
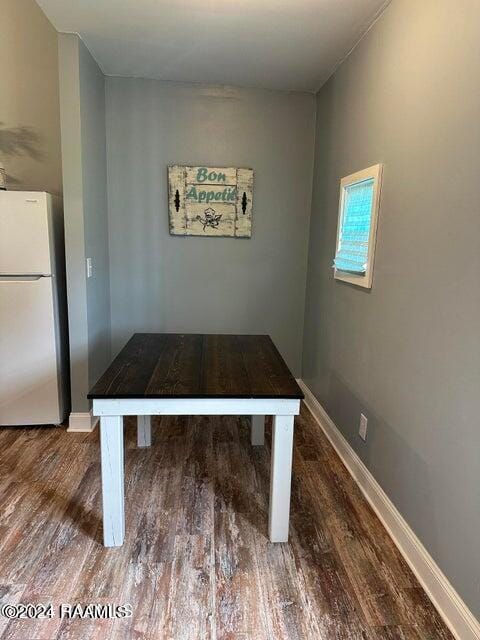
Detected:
left=137, top=415, right=152, bottom=447
left=100, top=415, right=125, bottom=547
left=251, top=415, right=265, bottom=446
left=269, top=414, right=294, bottom=542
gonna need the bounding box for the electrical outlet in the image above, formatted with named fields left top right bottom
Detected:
left=359, top=413, right=368, bottom=441
left=86, top=257, right=94, bottom=278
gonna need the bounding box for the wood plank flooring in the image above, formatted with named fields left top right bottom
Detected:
left=0, top=405, right=453, bottom=639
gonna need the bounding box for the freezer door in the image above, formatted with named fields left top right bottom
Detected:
left=0, top=192, right=52, bottom=275
left=0, top=276, right=61, bottom=425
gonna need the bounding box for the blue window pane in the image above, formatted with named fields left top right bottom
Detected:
left=334, top=178, right=374, bottom=274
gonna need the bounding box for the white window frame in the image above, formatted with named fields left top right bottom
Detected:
left=334, top=163, right=383, bottom=289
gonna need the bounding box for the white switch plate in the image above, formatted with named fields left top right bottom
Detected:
left=86, top=257, right=93, bottom=278
left=359, top=413, right=368, bottom=441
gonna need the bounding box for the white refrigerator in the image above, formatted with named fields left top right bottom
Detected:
left=0, top=191, right=69, bottom=426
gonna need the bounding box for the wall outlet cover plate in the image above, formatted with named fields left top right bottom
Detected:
left=359, top=413, right=368, bottom=441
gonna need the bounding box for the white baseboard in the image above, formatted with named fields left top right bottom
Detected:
left=297, top=379, right=480, bottom=640
left=67, top=411, right=98, bottom=433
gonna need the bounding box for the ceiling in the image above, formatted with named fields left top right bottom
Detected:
left=37, top=0, right=390, bottom=92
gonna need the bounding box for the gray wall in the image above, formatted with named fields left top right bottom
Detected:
left=105, top=79, right=315, bottom=374
left=1, top=0, right=62, bottom=195
left=79, top=40, right=111, bottom=389
left=303, top=0, right=480, bottom=617
left=59, top=34, right=111, bottom=412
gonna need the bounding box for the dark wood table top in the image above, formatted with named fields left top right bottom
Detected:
left=88, top=333, right=303, bottom=400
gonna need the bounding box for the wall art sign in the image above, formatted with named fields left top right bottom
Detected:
left=168, top=165, right=253, bottom=237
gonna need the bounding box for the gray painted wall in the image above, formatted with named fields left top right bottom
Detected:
left=58, top=35, right=89, bottom=412
left=105, top=79, right=315, bottom=374
left=58, top=34, right=111, bottom=412
left=302, top=0, right=480, bottom=617
left=78, top=40, right=111, bottom=389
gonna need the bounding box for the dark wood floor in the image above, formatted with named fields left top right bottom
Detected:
left=0, top=405, right=453, bottom=639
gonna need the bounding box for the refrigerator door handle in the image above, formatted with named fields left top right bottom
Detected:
left=0, top=274, right=52, bottom=281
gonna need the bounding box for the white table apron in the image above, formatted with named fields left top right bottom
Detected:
left=93, top=397, right=300, bottom=547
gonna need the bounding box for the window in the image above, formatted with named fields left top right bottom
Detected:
left=333, top=163, right=383, bottom=289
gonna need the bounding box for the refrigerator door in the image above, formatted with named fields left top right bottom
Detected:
left=0, top=192, right=52, bottom=275
left=0, top=276, right=61, bottom=425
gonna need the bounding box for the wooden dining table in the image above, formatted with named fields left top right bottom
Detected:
left=88, top=333, right=304, bottom=547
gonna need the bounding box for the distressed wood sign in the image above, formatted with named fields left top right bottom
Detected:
left=168, top=165, right=254, bottom=237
